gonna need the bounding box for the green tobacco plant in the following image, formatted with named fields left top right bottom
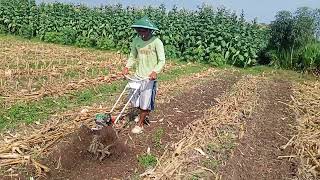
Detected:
left=0, top=1, right=268, bottom=67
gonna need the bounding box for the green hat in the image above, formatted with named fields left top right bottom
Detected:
left=131, top=16, right=159, bottom=31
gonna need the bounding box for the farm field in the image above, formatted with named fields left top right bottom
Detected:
left=0, top=1, right=319, bottom=180
left=0, top=36, right=318, bottom=180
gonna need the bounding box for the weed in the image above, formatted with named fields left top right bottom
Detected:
left=153, top=128, right=164, bottom=148
left=202, top=158, right=220, bottom=171
left=206, top=143, right=221, bottom=154
left=64, top=70, right=78, bottom=78
left=76, top=90, right=94, bottom=104
left=190, top=174, right=201, bottom=180
left=138, top=154, right=157, bottom=169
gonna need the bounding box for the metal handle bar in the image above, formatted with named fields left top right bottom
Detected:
left=124, top=75, right=149, bottom=82
left=109, top=75, right=148, bottom=114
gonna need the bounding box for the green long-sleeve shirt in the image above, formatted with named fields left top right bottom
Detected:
left=125, top=36, right=166, bottom=78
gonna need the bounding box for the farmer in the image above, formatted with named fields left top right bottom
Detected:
left=122, top=16, right=165, bottom=134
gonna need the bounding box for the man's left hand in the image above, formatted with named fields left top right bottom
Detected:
left=149, top=71, right=157, bottom=80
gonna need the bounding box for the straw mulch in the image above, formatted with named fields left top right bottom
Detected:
left=144, top=75, right=261, bottom=179
left=0, top=67, right=218, bottom=177
left=0, top=110, right=96, bottom=176
left=290, top=81, right=320, bottom=179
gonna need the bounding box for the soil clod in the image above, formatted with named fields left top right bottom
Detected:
left=88, top=126, right=118, bottom=161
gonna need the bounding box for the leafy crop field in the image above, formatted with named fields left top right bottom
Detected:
left=0, top=1, right=319, bottom=180
left=0, top=35, right=318, bottom=180
left=0, top=0, right=268, bottom=67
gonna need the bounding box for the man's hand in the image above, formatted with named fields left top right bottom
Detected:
left=149, top=71, right=157, bottom=80
left=122, top=67, right=129, bottom=76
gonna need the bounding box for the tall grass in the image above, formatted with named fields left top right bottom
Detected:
left=300, top=42, right=320, bottom=72
left=266, top=42, right=320, bottom=74
left=265, top=7, right=320, bottom=74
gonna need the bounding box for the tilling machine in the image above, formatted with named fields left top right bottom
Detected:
left=92, top=75, right=148, bottom=131
left=87, top=75, right=148, bottom=161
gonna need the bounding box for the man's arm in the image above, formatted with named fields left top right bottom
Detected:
left=126, top=41, right=138, bottom=68
left=153, top=39, right=166, bottom=74
left=123, top=40, right=138, bottom=75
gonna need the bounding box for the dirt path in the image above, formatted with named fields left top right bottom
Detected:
left=40, top=72, right=241, bottom=180
left=220, top=79, right=298, bottom=180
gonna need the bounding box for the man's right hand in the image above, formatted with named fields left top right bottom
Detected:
left=122, top=67, right=129, bottom=76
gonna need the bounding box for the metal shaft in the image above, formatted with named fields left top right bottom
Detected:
left=109, top=85, right=128, bottom=113
left=114, top=88, right=138, bottom=124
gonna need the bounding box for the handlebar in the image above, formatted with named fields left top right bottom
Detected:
left=124, top=75, right=149, bottom=82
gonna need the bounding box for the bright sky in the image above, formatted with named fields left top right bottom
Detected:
left=37, top=0, right=320, bottom=23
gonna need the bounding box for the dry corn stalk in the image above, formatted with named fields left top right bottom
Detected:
left=291, top=81, right=320, bottom=179
left=0, top=67, right=219, bottom=177
left=146, top=75, right=261, bottom=179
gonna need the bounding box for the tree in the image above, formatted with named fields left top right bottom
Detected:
left=269, top=10, right=294, bottom=51
left=268, top=7, right=318, bottom=69
left=313, top=8, right=320, bottom=39
left=240, top=9, right=245, bottom=23
left=293, top=7, right=316, bottom=47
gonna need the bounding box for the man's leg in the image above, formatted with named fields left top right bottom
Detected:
left=131, top=109, right=148, bottom=134
left=138, top=80, right=156, bottom=126
left=138, top=109, right=150, bottom=127
left=131, top=80, right=156, bottom=134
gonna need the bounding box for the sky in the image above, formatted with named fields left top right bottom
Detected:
left=37, top=0, right=320, bottom=23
